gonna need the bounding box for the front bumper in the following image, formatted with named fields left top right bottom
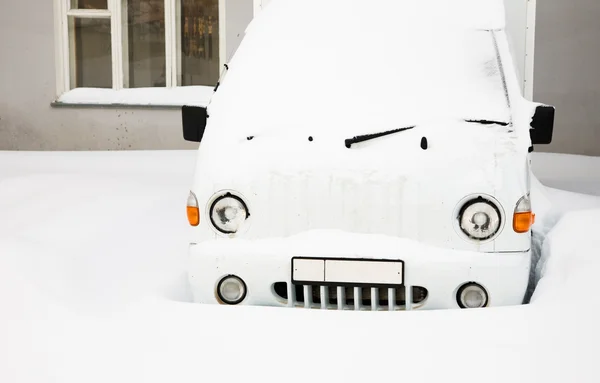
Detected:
left=188, top=230, right=531, bottom=310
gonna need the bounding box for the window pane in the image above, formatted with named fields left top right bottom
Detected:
left=126, top=0, right=166, bottom=88
left=179, top=0, right=220, bottom=86
left=70, top=0, right=108, bottom=9
left=69, top=17, right=112, bottom=88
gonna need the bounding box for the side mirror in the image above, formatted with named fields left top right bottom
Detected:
left=182, top=105, right=208, bottom=142
left=530, top=104, right=555, bottom=145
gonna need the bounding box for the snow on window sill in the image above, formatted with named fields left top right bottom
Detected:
left=51, top=86, right=215, bottom=109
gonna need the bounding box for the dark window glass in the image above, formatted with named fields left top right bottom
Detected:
left=179, top=0, right=220, bottom=86
left=69, top=17, right=112, bottom=88
left=70, top=0, right=108, bottom=9
left=126, top=0, right=167, bottom=87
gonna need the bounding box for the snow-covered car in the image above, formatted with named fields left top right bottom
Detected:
left=181, top=0, right=555, bottom=310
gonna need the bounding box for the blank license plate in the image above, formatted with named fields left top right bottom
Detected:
left=292, top=258, right=404, bottom=286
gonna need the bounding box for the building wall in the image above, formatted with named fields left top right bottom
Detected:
left=533, top=0, right=600, bottom=156
left=503, top=0, right=537, bottom=102
left=0, top=0, right=599, bottom=154
left=0, top=0, right=253, bottom=151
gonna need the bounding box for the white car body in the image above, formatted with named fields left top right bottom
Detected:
left=182, top=0, right=554, bottom=310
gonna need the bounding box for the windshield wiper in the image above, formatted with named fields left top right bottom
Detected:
left=465, top=119, right=509, bottom=126
left=345, top=126, right=415, bottom=148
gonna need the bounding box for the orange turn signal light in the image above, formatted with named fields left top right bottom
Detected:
left=187, top=206, right=200, bottom=226
left=513, top=211, right=534, bottom=233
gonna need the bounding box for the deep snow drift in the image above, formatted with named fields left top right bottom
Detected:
left=0, top=150, right=599, bottom=383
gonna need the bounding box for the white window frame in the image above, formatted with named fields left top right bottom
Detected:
left=53, top=0, right=226, bottom=106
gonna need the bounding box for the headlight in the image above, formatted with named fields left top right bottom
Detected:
left=209, top=193, right=249, bottom=234
left=458, top=197, right=502, bottom=241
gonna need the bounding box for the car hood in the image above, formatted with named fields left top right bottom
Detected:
left=193, top=121, right=530, bottom=252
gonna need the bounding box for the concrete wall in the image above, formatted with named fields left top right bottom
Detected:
left=503, top=0, right=529, bottom=96
left=533, top=0, right=600, bottom=156
left=1, top=0, right=599, bottom=154
left=0, top=0, right=253, bottom=151
left=226, top=0, right=254, bottom=61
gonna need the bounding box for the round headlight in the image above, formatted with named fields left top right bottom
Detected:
left=458, top=197, right=501, bottom=241
left=457, top=283, right=488, bottom=309
left=217, top=275, right=247, bottom=305
left=210, top=194, right=249, bottom=234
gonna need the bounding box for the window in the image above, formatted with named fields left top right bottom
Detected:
left=54, top=0, right=225, bottom=105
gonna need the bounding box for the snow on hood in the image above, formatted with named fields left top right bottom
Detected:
left=207, top=0, right=510, bottom=141
left=197, top=120, right=515, bottom=185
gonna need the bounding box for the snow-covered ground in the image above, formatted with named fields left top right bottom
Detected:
left=1, top=150, right=599, bottom=383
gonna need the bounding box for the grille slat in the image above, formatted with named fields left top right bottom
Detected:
left=287, top=282, right=295, bottom=307
left=405, top=284, right=412, bottom=311
left=371, top=288, right=379, bottom=311
left=354, top=287, right=361, bottom=311
left=304, top=285, right=312, bottom=308
left=388, top=288, right=396, bottom=311
left=320, top=286, right=328, bottom=310
left=337, top=286, right=345, bottom=310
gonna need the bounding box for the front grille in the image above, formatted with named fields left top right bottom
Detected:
left=273, top=282, right=428, bottom=311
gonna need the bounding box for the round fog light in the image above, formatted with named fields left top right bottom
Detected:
left=457, top=283, right=488, bottom=309
left=217, top=275, right=247, bottom=305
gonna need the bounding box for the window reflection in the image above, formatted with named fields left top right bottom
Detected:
left=179, top=0, right=220, bottom=86
left=69, top=17, right=112, bottom=88
left=126, top=0, right=167, bottom=87
left=66, top=0, right=223, bottom=90
left=70, top=0, right=108, bottom=9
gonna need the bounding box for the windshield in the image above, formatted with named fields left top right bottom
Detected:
left=209, top=5, right=511, bottom=139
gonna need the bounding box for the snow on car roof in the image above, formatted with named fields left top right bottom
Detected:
left=207, top=0, right=510, bottom=141
left=250, top=0, right=507, bottom=33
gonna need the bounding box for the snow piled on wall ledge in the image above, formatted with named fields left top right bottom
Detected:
left=54, top=86, right=214, bottom=107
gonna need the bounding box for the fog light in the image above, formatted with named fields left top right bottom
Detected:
left=217, top=275, right=247, bottom=305
left=457, top=283, right=488, bottom=309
